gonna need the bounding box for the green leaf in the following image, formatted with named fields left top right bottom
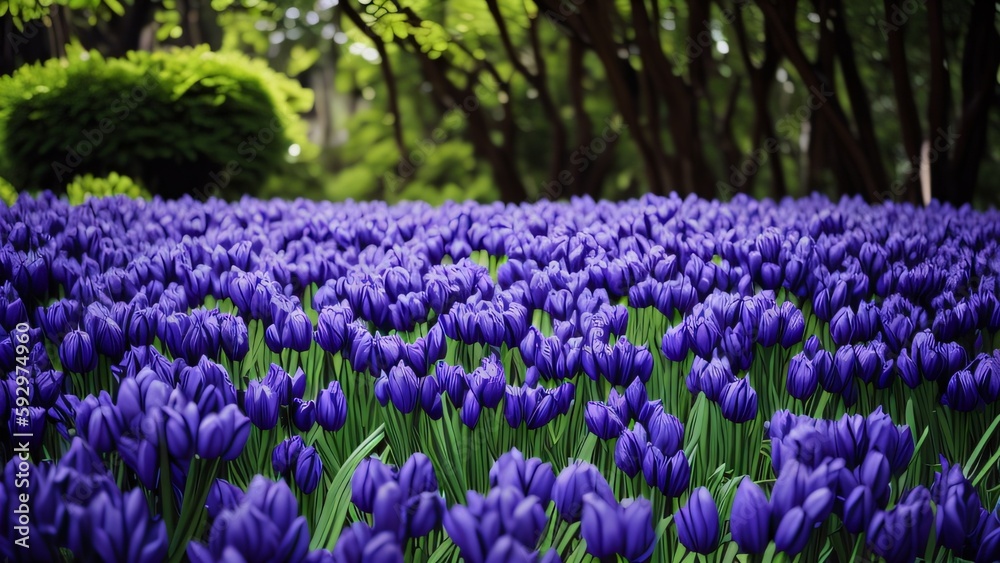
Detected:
left=311, top=424, right=385, bottom=550
left=965, top=411, right=1000, bottom=472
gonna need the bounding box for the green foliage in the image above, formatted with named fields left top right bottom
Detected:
left=65, top=171, right=148, bottom=204
left=0, top=45, right=315, bottom=199
left=0, top=176, right=16, bottom=206
left=0, top=0, right=123, bottom=29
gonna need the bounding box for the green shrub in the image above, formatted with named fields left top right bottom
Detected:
left=66, top=172, right=148, bottom=205
left=0, top=45, right=314, bottom=199
left=0, top=176, right=15, bottom=206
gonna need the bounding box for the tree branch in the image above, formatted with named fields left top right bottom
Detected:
left=343, top=5, right=407, bottom=164
left=755, top=0, right=881, bottom=200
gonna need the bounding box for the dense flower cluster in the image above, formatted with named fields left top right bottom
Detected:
left=1, top=192, right=999, bottom=561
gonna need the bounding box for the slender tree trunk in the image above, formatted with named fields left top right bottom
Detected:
left=830, top=0, right=888, bottom=191
left=949, top=0, right=999, bottom=205
left=757, top=0, right=882, bottom=200
left=926, top=0, right=952, bottom=203
left=883, top=0, right=922, bottom=203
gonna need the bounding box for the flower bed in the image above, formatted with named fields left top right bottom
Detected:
left=1, top=192, right=998, bottom=562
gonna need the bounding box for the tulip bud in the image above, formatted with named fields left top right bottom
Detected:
left=244, top=380, right=279, bottom=430
left=829, top=308, right=856, bottom=346
left=316, top=381, right=348, bottom=432
left=316, top=305, right=352, bottom=354
left=489, top=449, right=556, bottom=506
left=614, top=424, right=648, bottom=478
left=944, top=370, right=981, bottom=412
left=273, top=436, right=306, bottom=474
left=292, top=399, right=317, bottom=431
left=842, top=486, right=874, bottom=534
left=642, top=447, right=690, bottom=498
left=719, top=378, right=758, bottom=423
left=786, top=354, right=818, bottom=400
left=351, top=457, right=396, bottom=513
left=584, top=401, right=625, bottom=440
left=333, top=522, right=372, bottom=563
left=60, top=329, right=98, bottom=373
left=404, top=492, right=446, bottom=538
left=675, top=487, right=719, bottom=555
left=730, top=477, right=770, bottom=554
left=387, top=363, right=419, bottom=414
left=552, top=461, right=615, bottom=522
left=460, top=391, right=482, bottom=429
left=581, top=493, right=624, bottom=559
left=294, top=446, right=323, bottom=494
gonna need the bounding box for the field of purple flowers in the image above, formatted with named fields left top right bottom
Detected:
left=1, top=192, right=999, bottom=562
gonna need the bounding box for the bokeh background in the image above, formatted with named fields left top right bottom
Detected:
left=1, top=0, right=998, bottom=206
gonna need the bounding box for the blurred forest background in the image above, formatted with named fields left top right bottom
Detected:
left=1, top=0, right=998, bottom=206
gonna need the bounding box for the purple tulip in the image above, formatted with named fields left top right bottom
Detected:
left=645, top=407, right=684, bottom=455
left=294, top=446, right=323, bottom=494
left=614, top=424, right=648, bottom=478
left=581, top=493, right=624, bottom=558
left=730, top=477, right=770, bottom=554
left=932, top=458, right=983, bottom=553
left=675, top=487, right=719, bottom=555
left=85, top=303, right=127, bottom=359
left=397, top=452, right=438, bottom=498
left=620, top=497, right=657, bottom=562
left=661, top=324, right=688, bottom=362
left=316, top=304, right=353, bottom=354
left=387, top=362, right=419, bottom=414
left=351, top=457, right=396, bottom=513
left=197, top=404, right=250, bottom=461
left=206, top=479, right=245, bottom=519
left=773, top=506, right=811, bottom=555
left=642, top=447, right=690, bottom=497
left=316, top=381, right=348, bottom=431
left=437, top=362, right=468, bottom=407
left=403, top=492, right=446, bottom=538
left=867, top=486, right=932, bottom=563
left=460, top=391, right=482, bottom=429
left=787, top=354, right=818, bottom=400
left=244, top=380, right=280, bottom=430
left=332, top=521, right=372, bottom=563
left=219, top=313, right=249, bottom=361
left=292, top=398, right=317, bottom=431
left=719, top=378, right=757, bottom=423
left=843, top=485, right=875, bottom=534
left=944, top=370, right=981, bottom=412
left=552, top=462, right=616, bottom=522
left=489, top=449, right=556, bottom=505
left=469, top=357, right=506, bottom=409
left=273, top=436, right=306, bottom=474
left=829, top=307, right=856, bottom=346
left=60, top=329, right=97, bottom=373
left=584, top=401, right=625, bottom=440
